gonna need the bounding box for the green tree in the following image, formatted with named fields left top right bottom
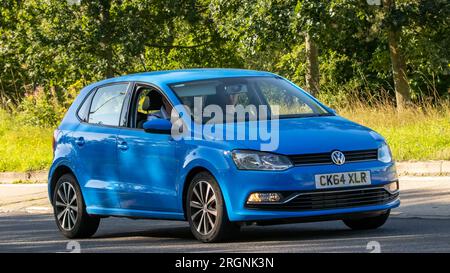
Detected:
left=0, top=0, right=242, bottom=107
left=383, top=0, right=411, bottom=109
left=1, top=0, right=449, bottom=115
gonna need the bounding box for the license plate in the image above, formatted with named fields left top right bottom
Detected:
left=315, top=171, right=371, bottom=189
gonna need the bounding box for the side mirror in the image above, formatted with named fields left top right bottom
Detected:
left=143, top=119, right=172, bottom=134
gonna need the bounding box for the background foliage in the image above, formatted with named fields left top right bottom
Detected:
left=1, top=1, right=449, bottom=119
left=0, top=0, right=449, bottom=171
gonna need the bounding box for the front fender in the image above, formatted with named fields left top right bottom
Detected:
left=178, top=146, right=235, bottom=216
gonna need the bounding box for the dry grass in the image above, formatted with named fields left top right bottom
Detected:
left=338, top=101, right=450, bottom=161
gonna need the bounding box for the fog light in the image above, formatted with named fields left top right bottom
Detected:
left=384, top=181, right=399, bottom=193
left=247, top=193, right=282, bottom=204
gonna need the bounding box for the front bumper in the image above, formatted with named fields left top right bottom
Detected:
left=245, top=184, right=399, bottom=210
left=220, top=160, right=399, bottom=222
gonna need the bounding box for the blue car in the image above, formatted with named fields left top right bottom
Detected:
left=49, top=69, right=399, bottom=242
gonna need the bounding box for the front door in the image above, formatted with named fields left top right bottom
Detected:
left=117, top=129, right=179, bottom=212
left=116, top=85, right=179, bottom=212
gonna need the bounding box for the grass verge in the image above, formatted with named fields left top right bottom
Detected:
left=339, top=103, right=450, bottom=161
left=0, top=103, right=449, bottom=172
left=0, top=110, right=53, bottom=172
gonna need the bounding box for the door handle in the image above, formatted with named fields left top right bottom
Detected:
left=74, top=137, right=85, bottom=146
left=117, top=140, right=128, bottom=151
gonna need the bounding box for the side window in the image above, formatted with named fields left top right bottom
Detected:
left=134, top=88, right=151, bottom=129
left=77, top=91, right=94, bottom=122
left=136, top=89, right=151, bottom=114
left=130, top=86, right=175, bottom=129
left=88, top=83, right=129, bottom=126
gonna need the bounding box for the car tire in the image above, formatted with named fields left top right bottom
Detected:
left=52, top=174, right=100, bottom=239
left=186, top=172, right=240, bottom=243
left=343, top=210, right=390, bottom=230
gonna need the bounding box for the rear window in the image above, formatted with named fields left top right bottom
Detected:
left=88, top=83, right=129, bottom=126
left=77, top=91, right=94, bottom=122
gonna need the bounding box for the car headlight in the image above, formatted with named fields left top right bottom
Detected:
left=231, top=150, right=293, bottom=171
left=378, top=143, right=392, bottom=163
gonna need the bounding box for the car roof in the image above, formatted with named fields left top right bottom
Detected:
left=87, top=68, right=276, bottom=89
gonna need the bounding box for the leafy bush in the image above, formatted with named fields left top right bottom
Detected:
left=15, top=88, right=64, bottom=128
left=14, top=81, right=82, bottom=128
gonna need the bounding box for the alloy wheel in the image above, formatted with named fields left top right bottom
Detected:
left=55, top=182, right=78, bottom=231
left=189, top=181, right=218, bottom=235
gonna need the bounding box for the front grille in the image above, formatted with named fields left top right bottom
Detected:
left=288, top=149, right=378, bottom=165
left=246, top=187, right=399, bottom=211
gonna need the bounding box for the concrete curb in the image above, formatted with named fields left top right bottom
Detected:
left=0, top=161, right=449, bottom=183
left=396, top=161, right=450, bottom=176
left=0, top=171, right=48, bottom=184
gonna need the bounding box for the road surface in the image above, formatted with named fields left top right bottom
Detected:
left=0, top=176, right=449, bottom=253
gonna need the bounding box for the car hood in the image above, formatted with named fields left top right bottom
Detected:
left=201, top=116, right=384, bottom=154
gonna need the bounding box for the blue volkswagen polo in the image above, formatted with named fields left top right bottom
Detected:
left=49, top=69, right=399, bottom=242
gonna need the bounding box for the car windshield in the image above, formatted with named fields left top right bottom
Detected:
left=170, top=76, right=331, bottom=123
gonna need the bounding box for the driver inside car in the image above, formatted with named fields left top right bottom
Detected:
left=137, top=90, right=173, bottom=128
left=144, top=90, right=172, bottom=121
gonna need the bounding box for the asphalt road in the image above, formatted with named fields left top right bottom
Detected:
left=1, top=176, right=450, bottom=253
left=1, top=213, right=450, bottom=253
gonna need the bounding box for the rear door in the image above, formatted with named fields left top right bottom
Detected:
left=71, top=83, right=130, bottom=210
